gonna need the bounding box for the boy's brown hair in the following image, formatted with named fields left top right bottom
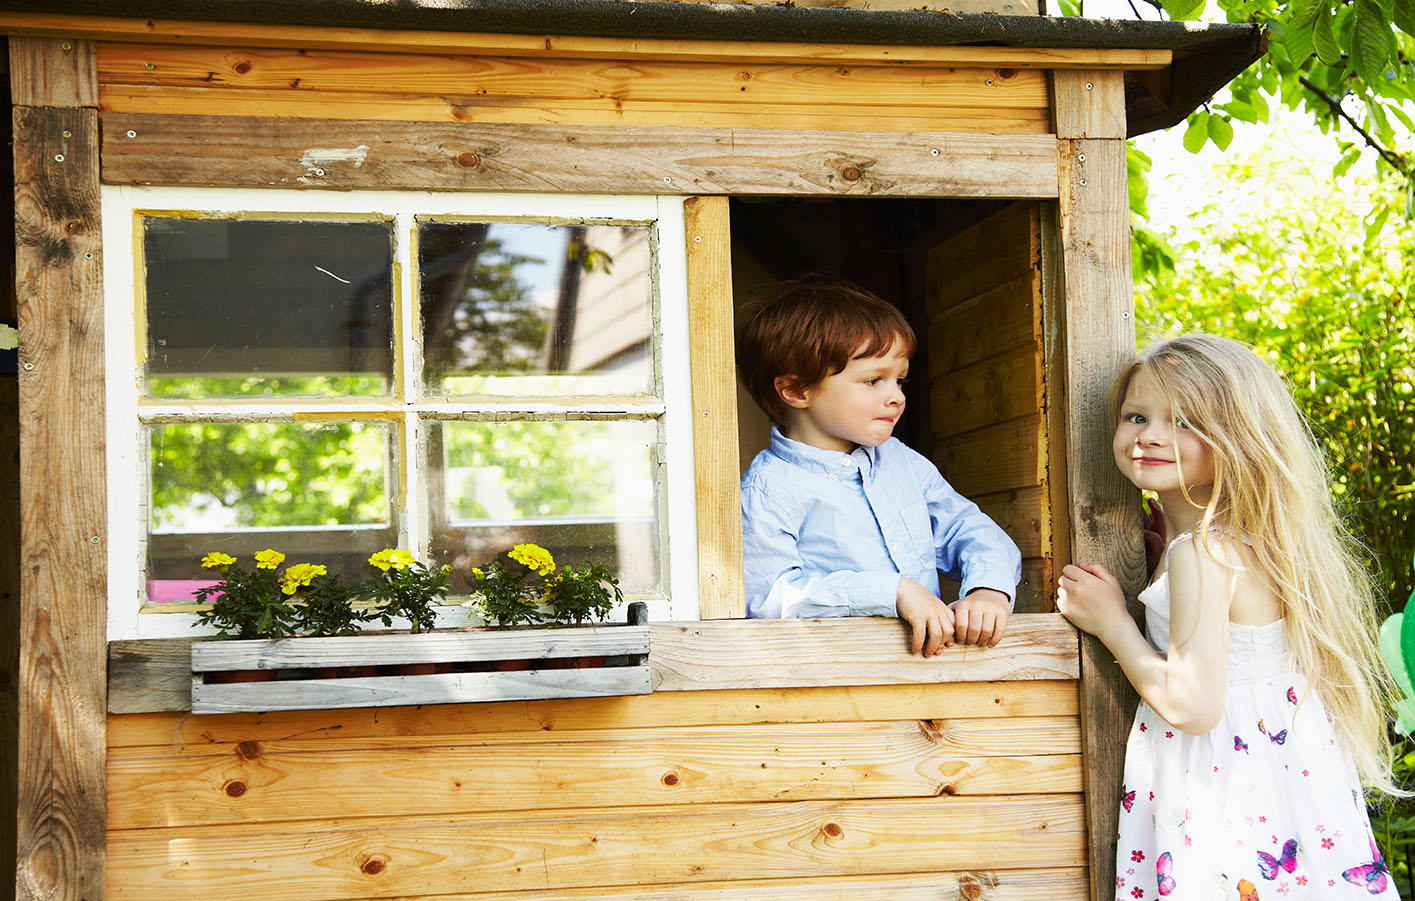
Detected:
left=736, top=273, right=916, bottom=425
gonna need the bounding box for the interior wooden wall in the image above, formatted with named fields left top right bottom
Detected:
left=925, top=202, right=1053, bottom=613
left=106, top=618, right=1086, bottom=900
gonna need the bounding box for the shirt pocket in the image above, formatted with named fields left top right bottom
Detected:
left=895, top=500, right=936, bottom=571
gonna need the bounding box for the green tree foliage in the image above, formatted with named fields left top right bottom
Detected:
left=1134, top=148, right=1415, bottom=614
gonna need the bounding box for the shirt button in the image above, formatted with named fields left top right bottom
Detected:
left=828, top=474, right=838, bottom=481
left=840, top=457, right=851, bottom=467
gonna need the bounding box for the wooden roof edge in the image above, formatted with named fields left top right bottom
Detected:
left=0, top=0, right=1266, bottom=135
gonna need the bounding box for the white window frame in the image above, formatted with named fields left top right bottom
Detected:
left=103, top=186, right=700, bottom=641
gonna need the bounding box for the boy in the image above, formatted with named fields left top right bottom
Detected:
left=737, top=275, right=1021, bottom=656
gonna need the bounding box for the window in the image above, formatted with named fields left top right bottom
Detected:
left=104, top=188, right=698, bottom=640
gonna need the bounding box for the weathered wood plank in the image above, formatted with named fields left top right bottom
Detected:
left=929, top=346, right=1042, bottom=439
left=108, top=638, right=193, bottom=714
left=650, top=614, right=1075, bottom=690
left=1, top=13, right=1171, bottom=70
left=100, top=114, right=1061, bottom=198
left=108, top=676, right=1079, bottom=742
left=105, top=795, right=1086, bottom=900
left=972, top=486, right=1046, bottom=558
left=193, top=665, right=653, bottom=714
left=108, top=717, right=1080, bottom=828
left=933, top=414, right=1044, bottom=497
left=0, top=373, right=19, bottom=901
left=98, top=44, right=1051, bottom=112
left=9, top=37, right=96, bottom=107
left=1052, top=70, right=1127, bottom=140
left=685, top=196, right=744, bottom=618
left=925, top=202, right=1041, bottom=311
left=928, top=271, right=1039, bottom=372
left=14, top=104, right=107, bottom=901
left=190, top=626, right=648, bottom=671
left=1056, top=133, right=1142, bottom=901
left=624, top=0, right=1042, bottom=14
left=292, top=867, right=1089, bottom=900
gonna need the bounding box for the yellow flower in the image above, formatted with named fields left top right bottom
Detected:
left=508, top=543, right=555, bottom=576
left=368, top=548, right=416, bottom=571
left=201, top=551, right=236, bottom=569
left=471, top=567, right=484, bottom=579
left=279, top=563, right=327, bottom=596
left=254, top=549, right=286, bottom=570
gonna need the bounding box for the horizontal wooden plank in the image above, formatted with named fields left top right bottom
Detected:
left=191, top=625, right=648, bottom=671
left=192, top=665, right=652, bottom=714
left=302, top=867, right=1089, bottom=900
left=928, top=271, right=1040, bottom=372
left=367, top=868, right=1088, bottom=901
left=98, top=44, right=1051, bottom=111
left=100, top=113, right=1059, bottom=197
left=934, top=414, right=1045, bottom=497
left=930, top=346, right=1042, bottom=439
left=108, top=638, right=193, bottom=714
left=100, top=84, right=1054, bottom=134
left=650, top=615, right=1075, bottom=690
left=108, top=716, right=1080, bottom=828
left=973, top=485, right=1046, bottom=558
left=107, top=677, right=1079, bottom=747
left=0, top=14, right=1172, bottom=70
left=926, top=201, right=1041, bottom=312
left=105, top=795, right=1086, bottom=899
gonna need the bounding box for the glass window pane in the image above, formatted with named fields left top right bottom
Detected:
left=420, top=221, right=654, bottom=397
left=145, top=422, right=395, bottom=602
left=144, top=217, right=394, bottom=398
left=427, top=419, right=659, bottom=597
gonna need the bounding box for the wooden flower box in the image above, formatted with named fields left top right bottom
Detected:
left=190, top=622, right=651, bottom=714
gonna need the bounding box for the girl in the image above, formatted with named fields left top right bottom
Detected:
left=1057, top=334, right=1401, bottom=900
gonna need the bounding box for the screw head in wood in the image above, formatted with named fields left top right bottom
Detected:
left=1079, top=178, right=1088, bottom=186
left=23, top=363, right=34, bottom=371
left=61, top=41, right=72, bottom=51
left=145, top=62, right=154, bottom=69
left=127, top=130, right=137, bottom=138
left=91, top=536, right=101, bottom=544
left=62, top=130, right=71, bottom=138
left=1077, top=153, right=1086, bottom=162
left=53, top=154, right=64, bottom=163
left=1085, top=82, right=1094, bottom=90
left=931, top=148, right=940, bottom=156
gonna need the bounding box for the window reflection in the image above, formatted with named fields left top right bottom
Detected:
left=143, top=217, right=394, bottom=398
left=427, top=419, right=659, bottom=596
left=419, top=221, right=654, bottom=397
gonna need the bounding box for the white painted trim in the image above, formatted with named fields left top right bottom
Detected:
left=101, top=186, right=699, bottom=640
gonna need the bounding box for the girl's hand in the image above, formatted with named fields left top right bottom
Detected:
left=1055, top=562, right=1126, bottom=640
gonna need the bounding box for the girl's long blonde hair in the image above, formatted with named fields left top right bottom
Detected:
left=1113, top=333, right=1399, bottom=794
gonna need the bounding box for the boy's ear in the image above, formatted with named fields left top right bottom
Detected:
left=774, top=375, right=813, bottom=409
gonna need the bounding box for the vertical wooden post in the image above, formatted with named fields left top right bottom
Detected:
left=12, top=36, right=106, bottom=901
left=1052, top=68, right=1146, bottom=901
left=684, top=195, right=745, bottom=620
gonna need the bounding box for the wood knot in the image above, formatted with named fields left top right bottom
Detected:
left=234, top=740, right=262, bottom=761
left=360, top=856, right=387, bottom=876
left=661, top=772, right=679, bottom=786
left=232, top=61, right=252, bottom=75
left=996, top=68, right=1018, bottom=79
left=222, top=779, right=247, bottom=798
left=958, top=877, right=982, bottom=900
left=823, top=822, right=843, bottom=838
left=456, top=152, right=481, bottom=169
left=840, top=165, right=862, bottom=183
left=939, top=783, right=957, bottom=796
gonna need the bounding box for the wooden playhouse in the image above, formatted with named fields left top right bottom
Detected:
left=0, top=1, right=1264, bottom=898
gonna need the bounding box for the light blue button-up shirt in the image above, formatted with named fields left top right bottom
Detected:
left=741, top=427, right=1022, bottom=619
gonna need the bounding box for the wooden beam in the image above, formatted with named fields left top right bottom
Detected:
left=14, top=103, right=106, bottom=900
left=0, top=13, right=1172, bottom=70
left=1052, top=70, right=1127, bottom=139
left=1054, top=117, right=1144, bottom=900
left=100, top=114, right=1062, bottom=198
left=8, top=37, right=96, bottom=108
left=684, top=196, right=744, bottom=619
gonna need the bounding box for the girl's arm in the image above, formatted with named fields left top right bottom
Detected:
left=1057, top=536, right=1235, bottom=734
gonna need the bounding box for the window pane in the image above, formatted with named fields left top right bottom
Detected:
left=420, top=222, right=654, bottom=397
left=144, top=217, right=394, bottom=398
left=146, top=422, right=395, bottom=601
left=427, top=420, right=659, bottom=596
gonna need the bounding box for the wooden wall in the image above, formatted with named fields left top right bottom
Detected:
left=926, top=202, right=1054, bottom=613
left=106, top=617, right=1086, bottom=899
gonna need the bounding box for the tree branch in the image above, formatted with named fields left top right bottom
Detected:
left=1298, top=76, right=1413, bottom=177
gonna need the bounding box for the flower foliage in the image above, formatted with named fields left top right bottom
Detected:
left=544, top=563, right=623, bottom=626
left=194, top=553, right=301, bottom=640
left=359, top=549, right=451, bottom=634
left=466, top=543, right=622, bottom=627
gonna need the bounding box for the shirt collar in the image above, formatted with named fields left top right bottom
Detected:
left=768, top=426, right=879, bottom=480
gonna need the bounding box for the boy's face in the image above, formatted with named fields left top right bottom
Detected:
left=778, top=337, right=909, bottom=454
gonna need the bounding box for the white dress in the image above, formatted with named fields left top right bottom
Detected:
left=1113, top=565, right=1399, bottom=900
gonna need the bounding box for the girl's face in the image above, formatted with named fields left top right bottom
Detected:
left=1113, top=368, right=1215, bottom=503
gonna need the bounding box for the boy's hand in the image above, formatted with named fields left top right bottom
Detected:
left=950, top=589, right=1011, bottom=647
left=895, top=577, right=955, bottom=656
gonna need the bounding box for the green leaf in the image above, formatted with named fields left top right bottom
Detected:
left=1183, top=111, right=1211, bottom=152
left=1219, top=99, right=1259, bottom=122
left=1127, top=145, right=1153, bottom=218
left=1365, top=206, right=1391, bottom=244
left=1314, top=1, right=1344, bottom=65
left=1161, top=0, right=1207, bottom=19
left=1365, top=95, right=1394, bottom=144
left=1281, top=18, right=1317, bottom=66
left=1395, top=0, right=1415, bottom=36
left=1390, top=103, right=1415, bottom=132
left=1352, top=0, right=1399, bottom=86
left=1208, top=114, right=1236, bottom=150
